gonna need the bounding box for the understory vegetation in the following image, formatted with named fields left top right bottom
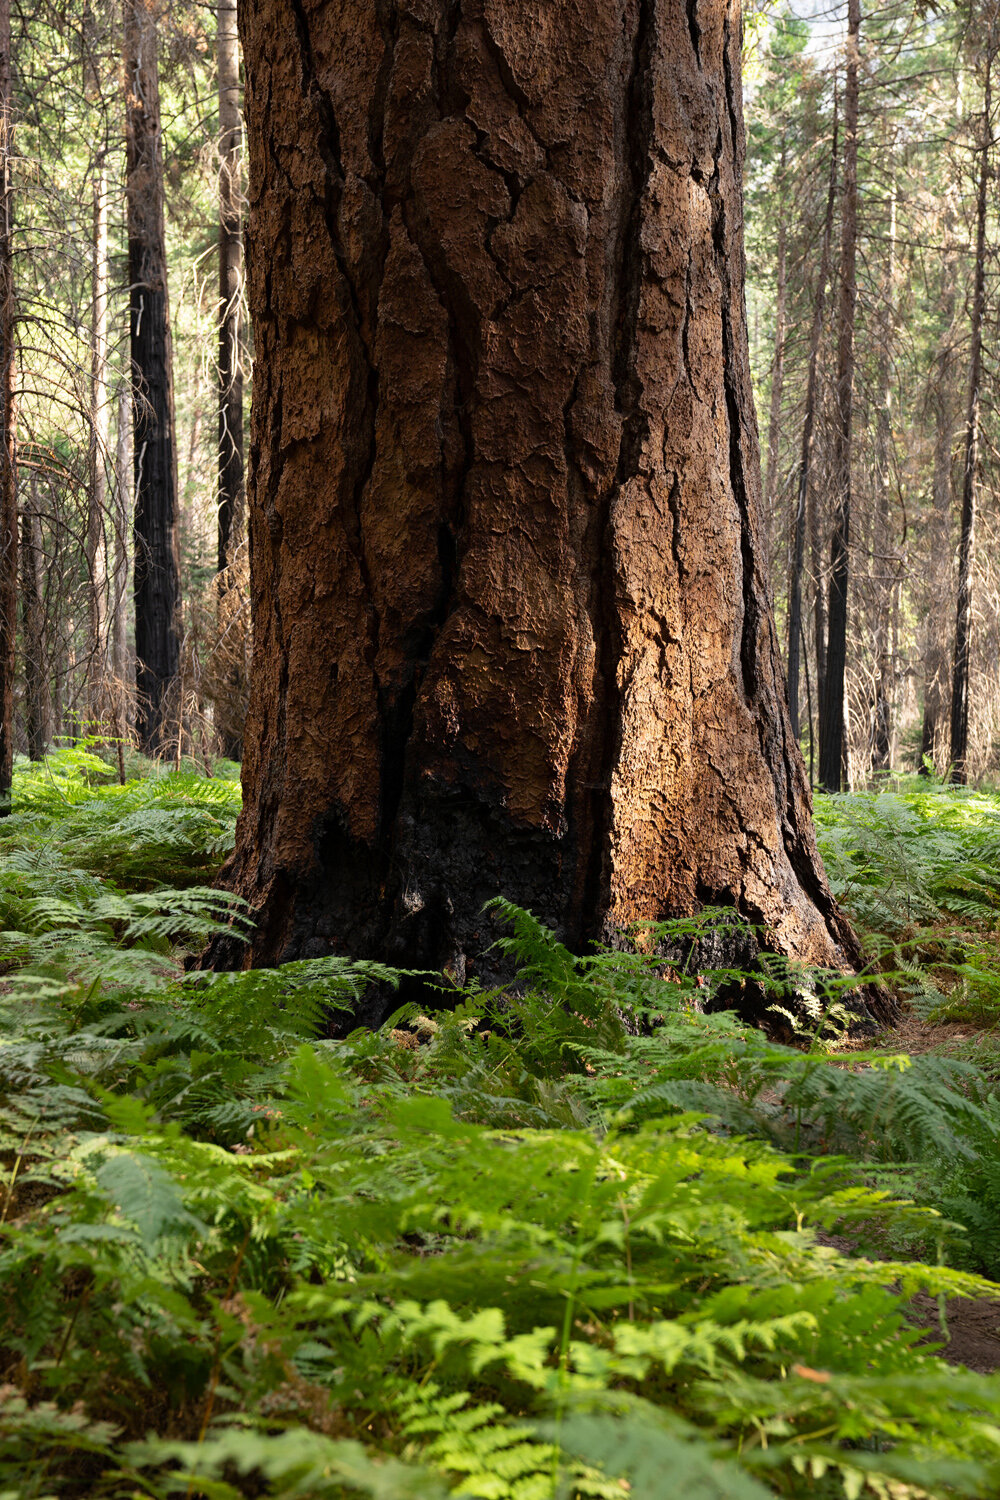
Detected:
left=6, top=753, right=1000, bottom=1496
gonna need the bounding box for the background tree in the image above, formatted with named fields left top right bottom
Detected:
left=0, top=0, right=16, bottom=815
left=950, top=16, right=998, bottom=783
left=748, top=1, right=1000, bottom=786
left=124, top=0, right=181, bottom=753
left=819, top=0, right=861, bottom=792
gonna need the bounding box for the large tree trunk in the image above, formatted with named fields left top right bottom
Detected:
left=0, top=0, right=15, bottom=813
left=950, top=38, right=994, bottom=785
left=819, top=0, right=860, bottom=792
left=220, top=0, right=879, bottom=1023
left=786, top=88, right=837, bottom=742
left=124, top=0, right=181, bottom=754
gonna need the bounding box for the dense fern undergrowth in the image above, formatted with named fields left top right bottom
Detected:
left=7, top=752, right=1000, bottom=1496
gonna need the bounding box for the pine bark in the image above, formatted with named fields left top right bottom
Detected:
left=111, top=382, right=131, bottom=696
left=20, top=483, right=46, bottom=761
left=124, top=0, right=181, bottom=754
left=87, top=164, right=110, bottom=720
left=818, top=0, right=860, bottom=792
left=216, top=0, right=246, bottom=761
left=217, top=0, right=243, bottom=575
left=871, top=167, right=896, bottom=774
left=920, top=283, right=957, bottom=772
left=950, top=41, right=994, bottom=785
left=0, top=0, right=15, bottom=812
left=786, top=91, right=837, bottom=742
left=220, top=0, right=878, bottom=1023
left=762, top=142, right=786, bottom=566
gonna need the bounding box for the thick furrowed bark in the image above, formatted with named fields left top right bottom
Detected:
left=217, top=0, right=886, bottom=1026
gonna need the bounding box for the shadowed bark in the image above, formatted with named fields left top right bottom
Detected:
left=950, top=31, right=995, bottom=785
left=125, top=0, right=181, bottom=754
left=19, top=483, right=45, bottom=761
left=819, top=0, right=860, bottom=792
left=787, top=86, right=837, bottom=744
left=216, top=0, right=885, bottom=1026
left=0, top=0, right=15, bottom=815
left=217, top=0, right=243, bottom=576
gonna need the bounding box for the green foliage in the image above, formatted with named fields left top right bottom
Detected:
left=4, top=759, right=1000, bottom=1497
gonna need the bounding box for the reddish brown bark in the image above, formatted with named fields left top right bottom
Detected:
left=222, top=0, right=878, bottom=1021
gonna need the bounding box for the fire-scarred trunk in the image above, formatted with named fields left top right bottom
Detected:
left=0, top=0, right=15, bottom=815
left=219, top=0, right=883, bottom=1025
left=125, top=0, right=181, bottom=754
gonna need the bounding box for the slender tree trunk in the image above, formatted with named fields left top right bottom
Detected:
left=811, top=478, right=828, bottom=743
left=215, top=0, right=246, bottom=762
left=763, top=141, right=786, bottom=563
left=819, top=0, right=861, bottom=792
left=217, top=0, right=243, bottom=575
left=20, top=482, right=46, bottom=760
left=111, top=382, right=131, bottom=695
left=87, top=161, right=110, bottom=722
left=787, top=87, right=838, bottom=740
left=871, top=166, right=896, bottom=773
left=213, top=0, right=883, bottom=1027
left=950, top=39, right=994, bottom=784
left=124, top=0, right=181, bottom=754
left=0, top=0, right=15, bottom=813
left=920, top=282, right=958, bottom=773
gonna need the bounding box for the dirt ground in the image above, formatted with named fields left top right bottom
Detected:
left=910, top=1294, right=1000, bottom=1373
left=830, top=1014, right=1000, bottom=1372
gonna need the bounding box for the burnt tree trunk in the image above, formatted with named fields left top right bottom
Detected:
left=920, top=280, right=958, bottom=773
left=786, top=89, right=837, bottom=742
left=0, top=0, right=15, bottom=813
left=220, top=0, right=878, bottom=1022
left=87, top=163, right=110, bottom=721
left=871, top=165, right=896, bottom=774
left=19, top=483, right=46, bottom=761
left=811, top=477, right=828, bottom=752
left=111, top=381, right=131, bottom=704
left=762, top=140, right=786, bottom=567
left=217, top=0, right=243, bottom=576
left=125, top=0, right=181, bottom=754
left=819, top=0, right=860, bottom=792
left=950, top=39, right=994, bottom=785
left=216, top=0, right=246, bottom=761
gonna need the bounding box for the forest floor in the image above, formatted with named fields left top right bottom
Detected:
left=814, top=777, right=1000, bottom=1374
left=4, top=750, right=1000, bottom=1496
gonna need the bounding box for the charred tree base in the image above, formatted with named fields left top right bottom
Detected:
left=204, top=770, right=896, bottom=1035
